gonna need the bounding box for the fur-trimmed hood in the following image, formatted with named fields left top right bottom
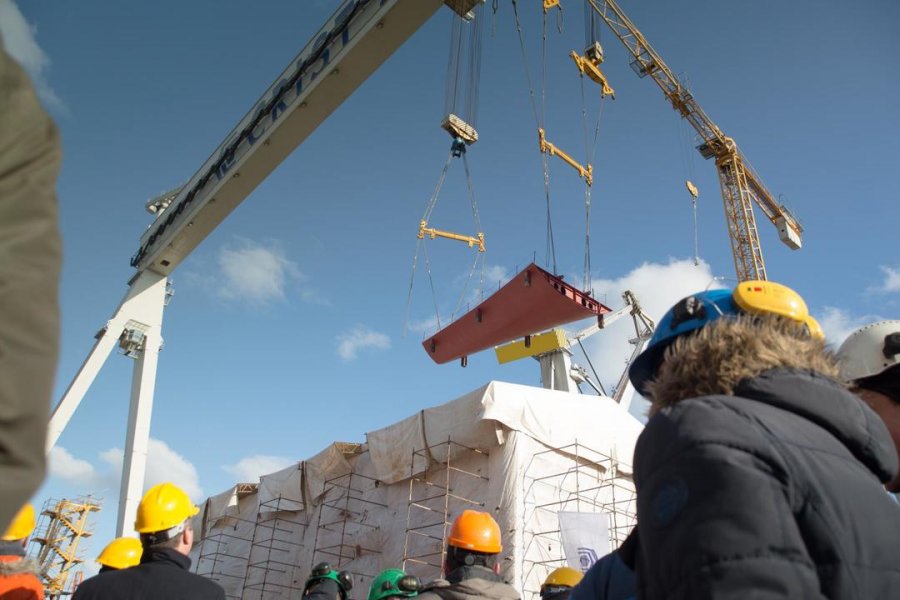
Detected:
left=646, top=315, right=839, bottom=414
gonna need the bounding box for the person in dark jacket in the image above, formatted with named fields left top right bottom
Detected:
left=415, top=510, right=519, bottom=600
left=568, top=532, right=636, bottom=600
left=626, top=282, right=900, bottom=599
left=74, top=483, right=224, bottom=600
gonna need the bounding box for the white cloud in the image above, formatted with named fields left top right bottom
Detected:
left=575, top=259, right=721, bottom=418
left=876, top=266, right=900, bottom=293
left=216, top=238, right=305, bottom=304
left=224, top=455, right=294, bottom=483
left=49, top=446, right=104, bottom=488
left=817, top=306, right=882, bottom=348
left=0, top=0, right=66, bottom=112
left=50, top=438, right=204, bottom=502
left=336, top=325, right=391, bottom=360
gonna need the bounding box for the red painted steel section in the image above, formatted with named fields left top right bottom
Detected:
left=423, top=263, right=611, bottom=364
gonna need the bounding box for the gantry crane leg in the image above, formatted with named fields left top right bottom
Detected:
left=46, top=270, right=168, bottom=536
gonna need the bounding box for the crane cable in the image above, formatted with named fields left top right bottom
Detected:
left=404, top=7, right=486, bottom=336
left=579, top=6, right=608, bottom=292
left=512, top=0, right=557, bottom=275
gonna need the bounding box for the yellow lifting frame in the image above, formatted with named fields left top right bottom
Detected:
left=419, top=220, right=485, bottom=252
left=538, top=128, right=593, bottom=186
left=543, top=0, right=560, bottom=14
left=570, top=50, right=615, bottom=99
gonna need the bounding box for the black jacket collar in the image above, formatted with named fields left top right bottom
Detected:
left=140, top=546, right=192, bottom=571
left=735, top=368, right=898, bottom=482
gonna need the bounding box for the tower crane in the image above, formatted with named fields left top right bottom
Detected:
left=585, top=0, right=803, bottom=282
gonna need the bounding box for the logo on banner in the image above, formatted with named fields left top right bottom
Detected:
left=577, top=547, right=599, bottom=572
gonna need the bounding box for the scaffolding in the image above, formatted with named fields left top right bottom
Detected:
left=311, top=447, right=386, bottom=594
left=193, top=484, right=258, bottom=599
left=29, top=496, right=102, bottom=599
left=520, top=441, right=636, bottom=600
left=401, top=438, right=490, bottom=582
left=242, top=494, right=308, bottom=600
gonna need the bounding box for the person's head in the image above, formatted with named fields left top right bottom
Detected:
left=629, top=281, right=828, bottom=415
left=837, top=320, right=900, bottom=492
left=97, top=536, right=143, bottom=572
left=368, top=569, right=420, bottom=600
left=444, top=510, right=502, bottom=575
left=540, top=567, right=583, bottom=600
left=1, top=503, right=36, bottom=547
left=304, top=563, right=353, bottom=600
left=134, top=482, right=199, bottom=556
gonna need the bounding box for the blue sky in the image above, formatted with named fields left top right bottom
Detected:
left=3, top=0, right=898, bottom=572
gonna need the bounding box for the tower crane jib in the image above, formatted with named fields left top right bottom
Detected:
left=584, top=0, right=803, bottom=281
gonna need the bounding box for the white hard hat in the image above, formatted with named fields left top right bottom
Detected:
left=836, top=320, right=900, bottom=383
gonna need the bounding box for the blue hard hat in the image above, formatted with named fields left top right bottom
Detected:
left=629, top=288, right=737, bottom=395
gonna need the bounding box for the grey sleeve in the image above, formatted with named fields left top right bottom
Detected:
left=0, top=38, right=62, bottom=530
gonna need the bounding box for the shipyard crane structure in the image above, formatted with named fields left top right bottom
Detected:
left=585, top=0, right=803, bottom=282
left=46, top=0, right=481, bottom=537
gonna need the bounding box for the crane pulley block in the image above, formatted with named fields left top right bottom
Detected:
left=418, top=220, right=485, bottom=252
left=441, top=114, right=479, bottom=145
left=538, top=128, right=593, bottom=186
left=570, top=50, right=616, bottom=99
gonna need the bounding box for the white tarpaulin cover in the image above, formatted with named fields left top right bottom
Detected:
left=190, top=381, right=641, bottom=600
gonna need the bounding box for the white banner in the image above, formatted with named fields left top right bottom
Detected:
left=558, top=511, right=611, bottom=573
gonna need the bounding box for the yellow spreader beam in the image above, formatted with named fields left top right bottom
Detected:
left=570, top=50, right=615, bottom=99
left=538, top=128, right=593, bottom=186
left=419, top=220, right=485, bottom=252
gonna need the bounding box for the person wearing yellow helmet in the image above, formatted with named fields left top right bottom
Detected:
left=74, top=483, right=224, bottom=600
left=626, top=282, right=900, bottom=598
left=96, top=537, right=143, bottom=573
left=539, top=567, right=582, bottom=600
left=415, top=510, right=519, bottom=600
left=0, top=503, right=43, bottom=599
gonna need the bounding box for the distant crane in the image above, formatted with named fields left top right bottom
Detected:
left=585, top=0, right=803, bottom=281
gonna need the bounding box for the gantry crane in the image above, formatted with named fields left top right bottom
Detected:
left=47, top=0, right=481, bottom=537
left=585, top=0, right=803, bottom=281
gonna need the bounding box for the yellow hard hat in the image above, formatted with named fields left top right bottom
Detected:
left=447, top=510, right=502, bottom=554
left=542, top=567, right=583, bottom=590
left=134, top=483, right=199, bottom=534
left=2, top=504, right=36, bottom=541
left=97, top=537, right=143, bottom=569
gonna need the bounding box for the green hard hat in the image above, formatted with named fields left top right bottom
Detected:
left=368, top=569, right=421, bottom=600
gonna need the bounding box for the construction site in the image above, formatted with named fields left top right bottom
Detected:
left=11, top=0, right=894, bottom=597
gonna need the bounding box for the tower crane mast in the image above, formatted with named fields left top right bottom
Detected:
left=585, top=0, right=803, bottom=281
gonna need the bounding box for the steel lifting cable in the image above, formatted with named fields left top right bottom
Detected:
left=512, top=1, right=557, bottom=275
left=403, top=149, right=455, bottom=336
left=578, top=68, right=607, bottom=292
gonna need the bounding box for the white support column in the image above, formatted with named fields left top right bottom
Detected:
left=117, top=326, right=162, bottom=536
left=113, top=272, right=168, bottom=536
left=539, top=351, right=577, bottom=392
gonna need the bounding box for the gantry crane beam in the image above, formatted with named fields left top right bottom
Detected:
left=585, top=0, right=803, bottom=281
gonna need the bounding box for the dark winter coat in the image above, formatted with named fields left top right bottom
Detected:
left=569, top=533, right=636, bottom=600
left=73, top=547, right=224, bottom=600
left=633, top=369, right=900, bottom=599
left=416, top=565, right=520, bottom=600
